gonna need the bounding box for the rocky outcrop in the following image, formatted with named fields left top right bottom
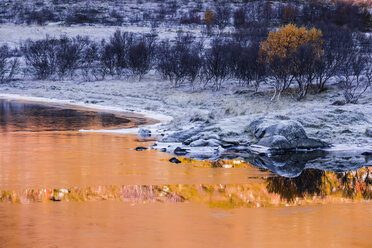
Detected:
left=248, top=118, right=330, bottom=151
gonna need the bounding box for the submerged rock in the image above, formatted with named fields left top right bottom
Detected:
left=248, top=118, right=330, bottom=151
left=135, top=146, right=148, bottom=151
left=169, top=157, right=181, bottom=164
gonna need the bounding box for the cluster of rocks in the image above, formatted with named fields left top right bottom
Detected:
left=136, top=117, right=372, bottom=174
left=139, top=118, right=335, bottom=159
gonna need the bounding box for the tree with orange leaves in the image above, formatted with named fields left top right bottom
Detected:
left=259, top=24, right=324, bottom=100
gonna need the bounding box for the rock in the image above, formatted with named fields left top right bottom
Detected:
left=183, top=134, right=202, bottom=145
left=174, top=147, right=188, bottom=155
left=206, top=139, right=221, bottom=147
left=169, top=157, right=181, bottom=164
left=341, top=129, right=352, bottom=134
left=362, top=151, right=372, bottom=156
left=135, top=146, right=148, bottom=151
left=366, top=128, right=372, bottom=137
left=190, top=139, right=209, bottom=147
left=248, top=118, right=330, bottom=150
left=331, top=100, right=346, bottom=106
left=248, top=119, right=307, bottom=140
left=138, top=128, right=151, bottom=137
left=258, top=135, right=291, bottom=149
left=293, top=138, right=330, bottom=149
left=161, top=127, right=203, bottom=143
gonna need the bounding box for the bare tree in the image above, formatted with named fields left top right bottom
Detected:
left=339, top=51, right=370, bottom=103
left=156, top=34, right=201, bottom=87
left=0, top=45, right=19, bottom=83
left=203, top=39, right=233, bottom=90
left=127, top=35, right=156, bottom=80
left=55, top=35, right=88, bottom=79
left=21, top=37, right=57, bottom=79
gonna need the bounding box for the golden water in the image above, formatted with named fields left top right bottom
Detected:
left=0, top=99, right=371, bottom=247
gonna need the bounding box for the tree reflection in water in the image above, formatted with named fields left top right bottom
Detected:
left=267, top=169, right=324, bottom=202
left=267, top=167, right=372, bottom=202
left=1, top=167, right=371, bottom=208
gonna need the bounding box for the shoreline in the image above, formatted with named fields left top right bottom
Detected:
left=0, top=93, right=173, bottom=134
left=0, top=78, right=371, bottom=164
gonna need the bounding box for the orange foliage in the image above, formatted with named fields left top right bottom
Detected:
left=259, top=24, right=324, bottom=63
left=204, top=9, right=215, bottom=26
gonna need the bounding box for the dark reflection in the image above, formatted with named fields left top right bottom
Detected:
left=245, top=149, right=371, bottom=178
left=0, top=99, right=133, bottom=132
left=267, top=169, right=325, bottom=202
left=267, top=167, right=372, bottom=203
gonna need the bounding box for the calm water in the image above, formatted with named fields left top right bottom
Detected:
left=0, top=99, right=371, bottom=247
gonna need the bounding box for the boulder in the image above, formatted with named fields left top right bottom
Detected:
left=190, top=139, right=209, bottom=147
left=257, top=135, right=291, bottom=149
left=248, top=118, right=330, bottom=150
left=169, top=157, right=181, bottom=164
left=174, top=147, right=188, bottom=155
left=161, top=127, right=203, bottom=143
left=138, top=128, right=151, bottom=137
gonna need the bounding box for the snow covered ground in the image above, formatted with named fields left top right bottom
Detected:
left=0, top=24, right=203, bottom=48
left=0, top=73, right=371, bottom=149
left=0, top=22, right=371, bottom=159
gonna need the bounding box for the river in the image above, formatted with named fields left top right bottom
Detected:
left=0, top=99, right=371, bottom=247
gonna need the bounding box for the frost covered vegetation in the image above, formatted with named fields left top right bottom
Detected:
left=0, top=0, right=371, bottom=29
left=0, top=1, right=371, bottom=102
left=1, top=22, right=371, bottom=103
left=0, top=0, right=371, bottom=155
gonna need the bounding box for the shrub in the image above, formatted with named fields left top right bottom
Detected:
left=127, top=35, right=156, bottom=80
left=204, top=9, right=214, bottom=27
left=21, top=38, right=57, bottom=79
left=214, top=5, right=230, bottom=30
left=157, top=34, right=201, bottom=87
left=0, top=45, right=19, bottom=83
left=234, top=42, right=266, bottom=91
left=259, top=24, right=324, bottom=100
left=233, top=8, right=245, bottom=29
left=339, top=51, right=371, bottom=103
left=55, top=36, right=89, bottom=79
left=203, top=39, right=234, bottom=90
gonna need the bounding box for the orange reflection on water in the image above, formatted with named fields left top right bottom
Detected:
left=0, top=201, right=371, bottom=248
left=0, top=132, right=272, bottom=190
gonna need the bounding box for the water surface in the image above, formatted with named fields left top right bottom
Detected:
left=0, top=99, right=371, bottom=247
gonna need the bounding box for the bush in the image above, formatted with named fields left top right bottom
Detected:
left=234, top=42, right=266, bottom=91
left=203, top=38, right=234, bottom=90
left=259, top=24, right=324, bottom=100
left=233, top=8, right=245, bottom=29
left=107, top=30, right=134, bottom=76
left=22, top=38, right=58, bottom=79
left=157, top=34, right=201, bottom=87
left=55, top=36, right=89, bottom=79
left=214, top=5, right=230, bottom=30
left=339, top=51, right=371, bottom=103
left=127, top=35, right=156, bottom=80
left=0, top=45, right=19, bottom=83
